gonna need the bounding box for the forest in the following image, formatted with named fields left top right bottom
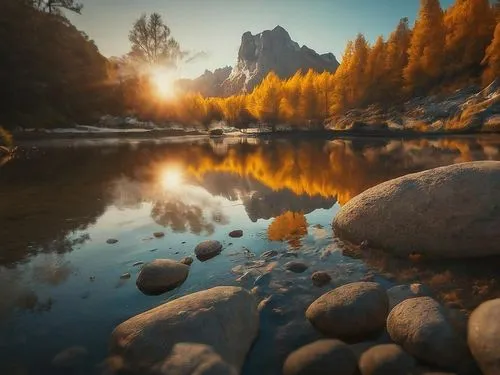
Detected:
left=0, top=0, right=499, bottom=131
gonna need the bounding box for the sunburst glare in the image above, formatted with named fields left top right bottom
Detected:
left=160, top=167, right=183, bottom=190
left=150, top=67, right=176, bottom=99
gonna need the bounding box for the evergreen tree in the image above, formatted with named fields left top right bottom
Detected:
left=404, top=0, right=446, bottom=95
left=444, top=0, right=495, bottom=79
left=482, top=22, right=500, bottom=85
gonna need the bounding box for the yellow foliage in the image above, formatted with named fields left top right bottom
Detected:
left=267, top=211, right=308, bottom=248
left=0, top=126, right=13, bottom=148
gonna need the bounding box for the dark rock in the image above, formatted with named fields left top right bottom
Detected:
left=387, top=297, right=470, bottom=370
left=282, top=339, right=358, bottom=375
left=109, top=287, right=258, bottom=373
left=285, top=261, right=308, bottom=273
left=153, top=232, right=165, bottom=238
left=387, top=284, right=433, bottom=310
left=229, top=230, right=243, bottom=238
left=333, top=161, right=500, bottom=258
left=306, top=282, right=388, bottom=341
left=359, top=344, right=416, bottom=375
left=136, top=259, right=189, bottom=295
left=180, top=256, right=194, bottom=266
left=195, top=240, right=223, bottom=261
left=468, top=298, right=500, bottom=375
left=311, top=271, right=331, bottom=287
left=106, top=238, right=118, bottom=244
left=52, top=346, right=87, bottom=368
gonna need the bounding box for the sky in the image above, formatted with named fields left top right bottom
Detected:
left=67, top=0, right=456, bottom=79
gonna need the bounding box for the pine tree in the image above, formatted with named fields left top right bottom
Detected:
left=404, top=0, right=446, bottom=95
left=444, top=0, right=495, bottom=79
left=385, top=18, right=411, bottom=102
left=299, top=69, right=319, bottom=126
left=482, top=22, right=500, bottom=86
left=365, top=36, right=387, bottom=104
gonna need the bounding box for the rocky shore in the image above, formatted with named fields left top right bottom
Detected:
left=99, top=161, right=500, bottom=375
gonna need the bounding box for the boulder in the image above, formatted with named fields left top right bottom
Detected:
left=110, top=286, right=258, bottom=374
left=136, top=259, right=189, bottom=295
left=387, top=297, right=470, bottom=370
left=333, top=161, right=500, bottom=258
left=285, top=261, right=308, bottom=273
left=180, top=256, right=194, bottom=266
left=468, top=298, right=500, bottom=375
left=154, top=343, right=237, bottom=375
left=229, top=230, right=243, bottom=238
left=359, top=344, right=416, bottom=375
left=195, top=240, right=223, bottom=261
left=306, top=282, right=388, bottom=340
left=311, top=271, right=332, bottom=287
left=387, top=284, right=432, bottom=310
left=282, top=339, right=358, bottom=375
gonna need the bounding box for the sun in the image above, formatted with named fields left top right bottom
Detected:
left=160, top=167, right=183, bottom=190
left=150, top=67, right=176, bottom=99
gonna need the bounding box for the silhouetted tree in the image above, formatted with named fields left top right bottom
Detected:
left=129, top=13, right=181, bottom=66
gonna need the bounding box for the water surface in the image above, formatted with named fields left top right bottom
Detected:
left=1, top=135, right=500, bottom=375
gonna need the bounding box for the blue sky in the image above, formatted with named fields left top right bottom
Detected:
left=68, top=0, right=456, bottom=78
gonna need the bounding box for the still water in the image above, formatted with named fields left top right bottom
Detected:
left=1, top=135, right=500, bottom=375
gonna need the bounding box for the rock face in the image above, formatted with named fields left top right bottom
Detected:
left=306, top=282, right=388, bottom=340
left=110, top=286, right=258, bottom=374
left=136, top=259, right=189, bottom=295
left=195, top=240, right=223, bottom=261
left=387, top=297, right=470, bottom=370
left=468, top=298, right=500, bottom=375
left=283, top=339, right=358, bottom=375
left=334, top=161, right=500, bottom=258
left=223, top=26, right=339, bottom=95
left=358, top=344, right=416, bottom=375
left=175, top=66, right=232, bottom=97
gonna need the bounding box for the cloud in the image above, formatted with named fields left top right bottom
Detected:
left=184, top=51, right=211, bottom=64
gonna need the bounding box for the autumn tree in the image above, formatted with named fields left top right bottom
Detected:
left=444, top=0, right=495, bottom=79
left=315, top=71, right=335, bottom=121
left=350, top=34, right=370, bottom=105
left=404, top=0, right=446, bottom=95
left=331, top=41, right=354, bottom=114
left=365, top=36, right=387, bottom=104
left=482, top=22, right=500, bottom=86
left=299, top=70, right=320, bottom=126
left=248, top=72, right=282, bottom=131
left=385, top=18, right=411, bottom=102
left=129, top=13, right=181, bottom=66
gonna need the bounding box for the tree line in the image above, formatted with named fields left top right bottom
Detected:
left=0, top=0, right=499, bottom=130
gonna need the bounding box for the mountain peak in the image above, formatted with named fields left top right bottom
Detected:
left=224, top=26, right=339, bottom=94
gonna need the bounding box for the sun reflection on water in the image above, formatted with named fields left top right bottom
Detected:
left=160, top=167, right=183, bottom=190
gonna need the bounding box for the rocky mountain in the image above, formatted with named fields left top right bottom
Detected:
left=176, top=25, right=339, bottom=97
left=175, top=66, right=232, bottom=97
left=223, top=25, right=339, bottom=95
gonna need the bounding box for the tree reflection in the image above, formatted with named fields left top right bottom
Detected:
left=268, top=211, right=308, bottom=249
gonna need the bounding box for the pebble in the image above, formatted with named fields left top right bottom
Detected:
left=120, top=273, right=131, bottom=280
left=180, top=256, right=194, bottom=266
left=229, top=230, right=243, bottom=238
left=311, top=271, right=331, bottom=287
left=153, top=232, right=165, bottom=238
left=106, top=239, right=118, bottom=244
left=285, top=261, right=308, bottom=273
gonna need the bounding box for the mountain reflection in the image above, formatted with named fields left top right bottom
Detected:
left=1, top=136, right=500, bottom=267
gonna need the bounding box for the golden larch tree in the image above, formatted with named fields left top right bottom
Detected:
left=444, top=0, right=496, bottom=78
left=385, top=18, right=411, bottom=101
left=404, top=0, right=446, bottom=95
left=482, top=22, right=500, bottom=86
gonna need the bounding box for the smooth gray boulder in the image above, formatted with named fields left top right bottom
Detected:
left=387, top=297, right=470, bottom=370
left=333, top=161, right=500, bottom=258
left=387, top=284, right=432, bottom=310
left=195, top=240, right=223, bottom=261
left=282, top=339, right=358, bottom=375
left=136, top=259, right=189, bottom=295
left=468, top=298, right=500, bottom=375
left=359, top=344, right=416, bottom=375
left=306, top=282, right=388, bottom=340
left=110, top=286, right=258, bottom=374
